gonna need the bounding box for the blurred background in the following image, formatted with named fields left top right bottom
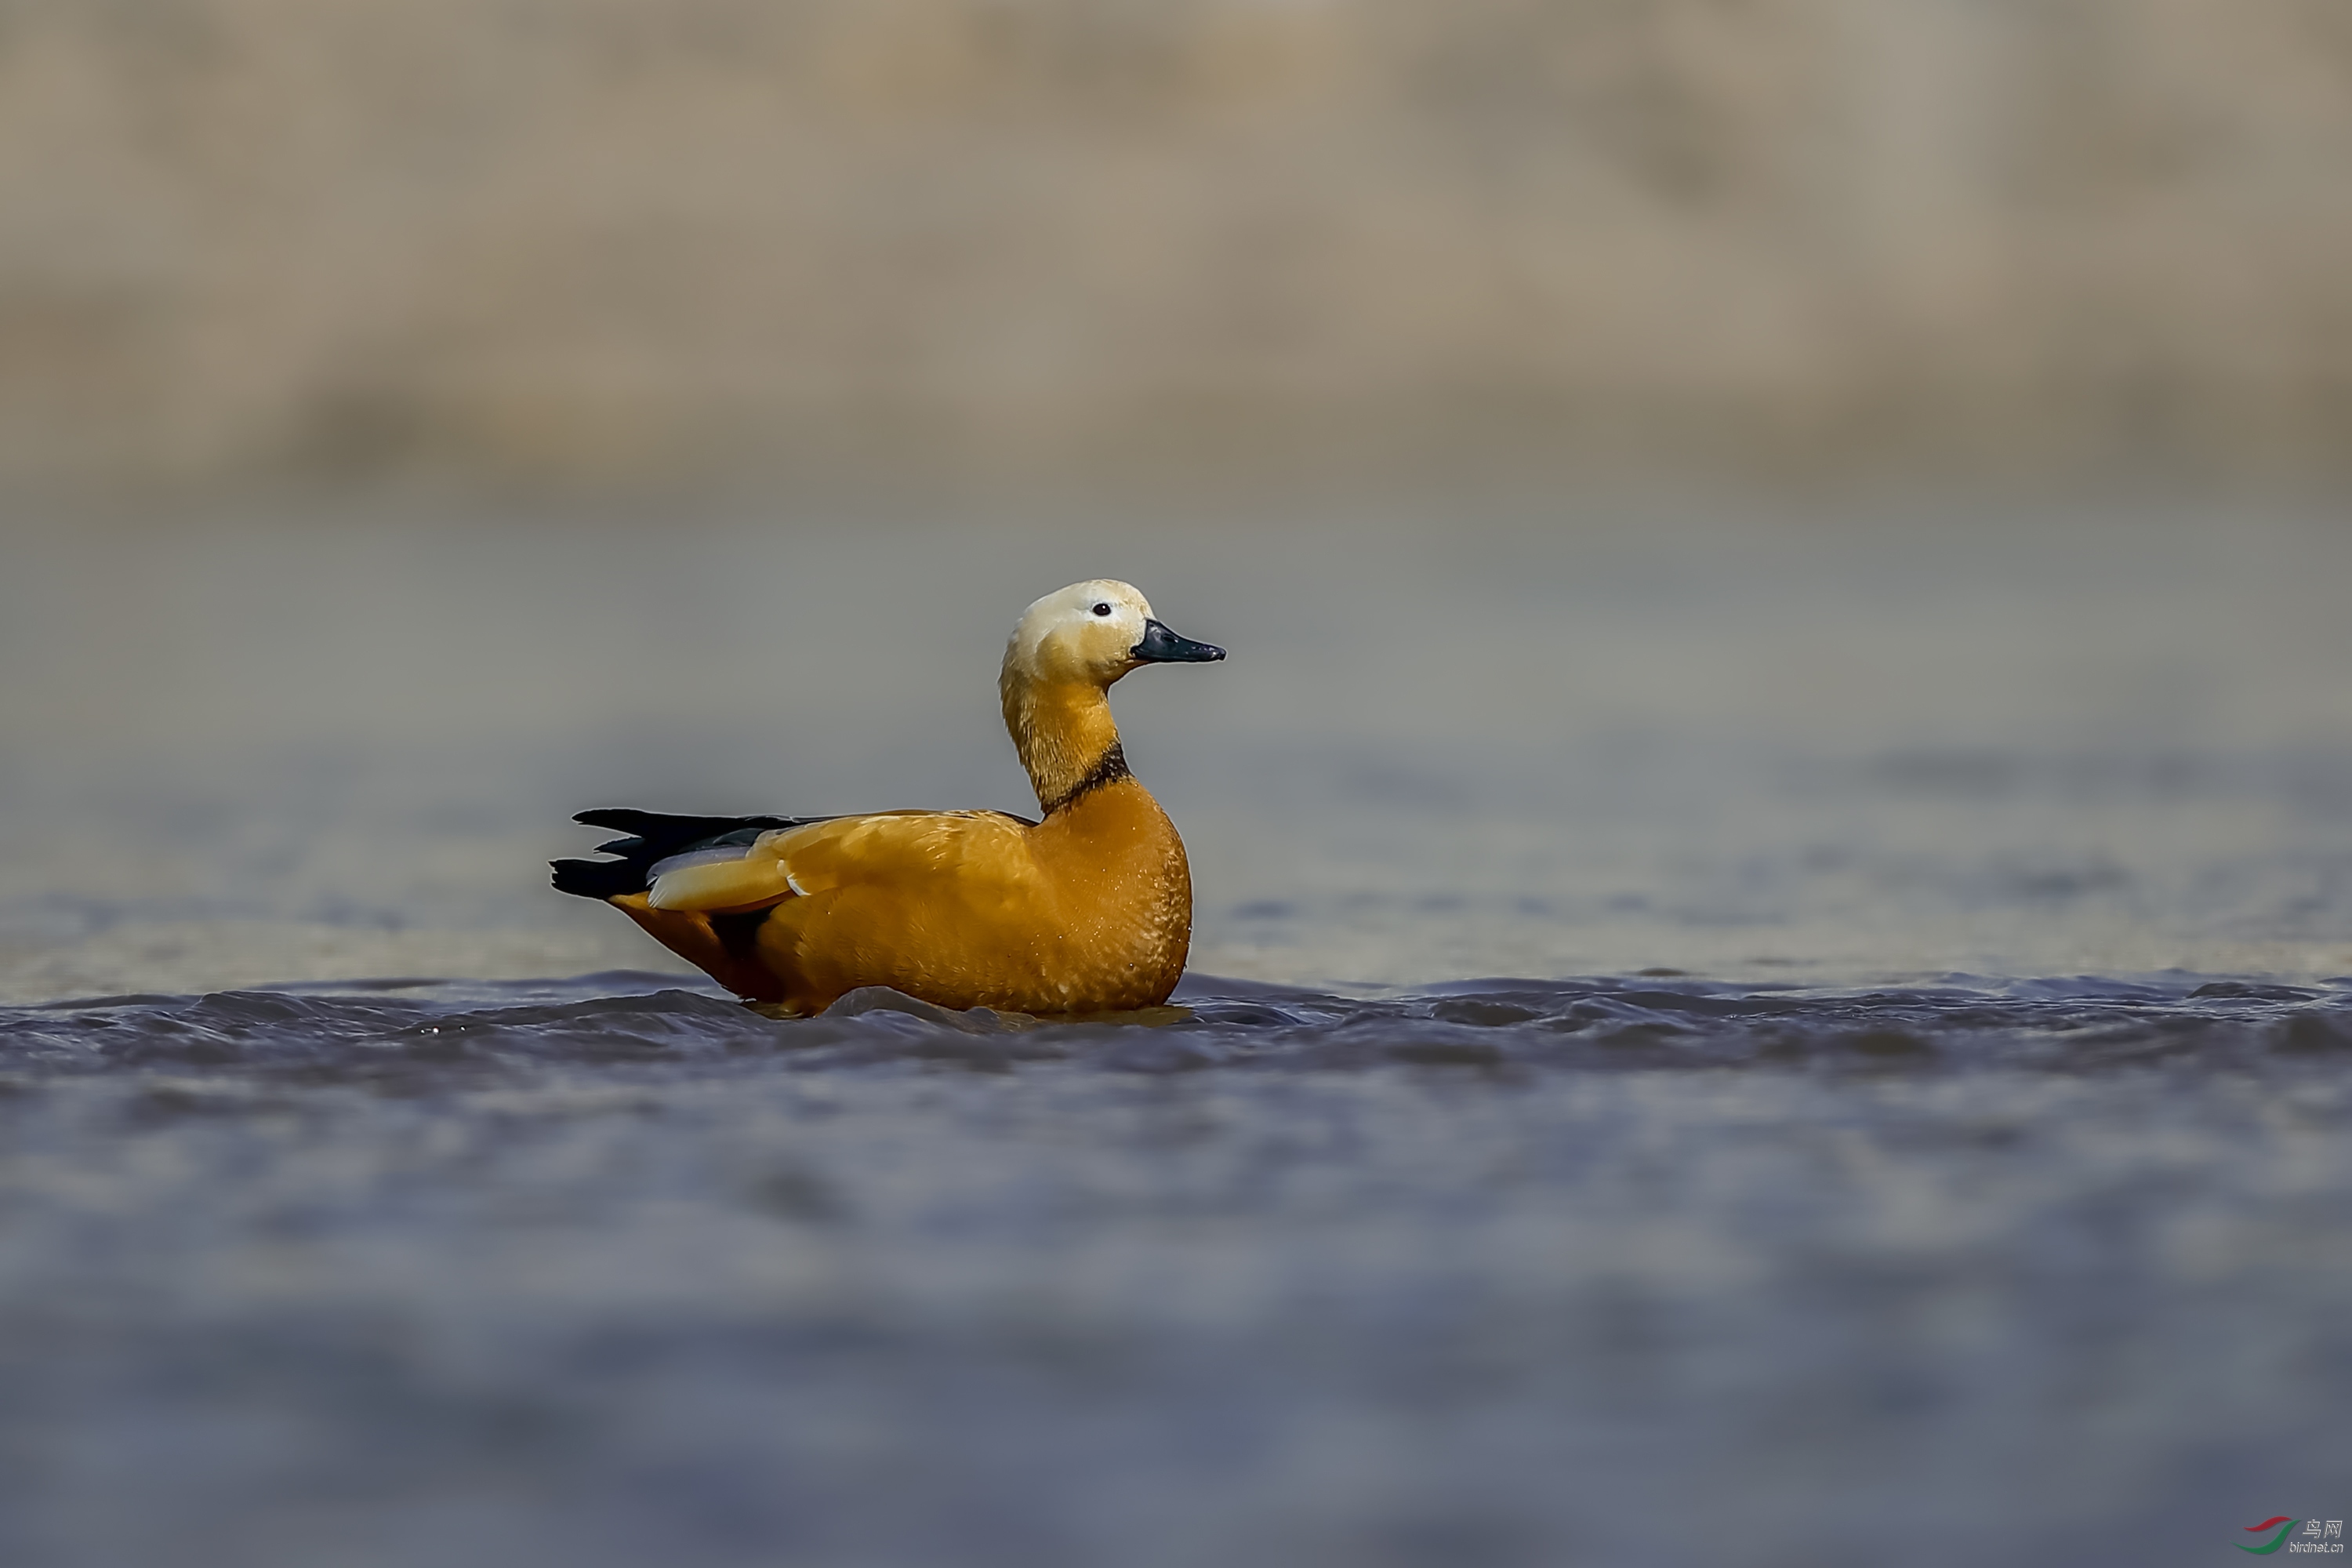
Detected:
left=5, top=0, right=2352, bottom=492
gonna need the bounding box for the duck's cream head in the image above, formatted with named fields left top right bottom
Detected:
left=1002, top=579, right=1224, bottom=691
left=1000, top=579, right=1224, bottom=810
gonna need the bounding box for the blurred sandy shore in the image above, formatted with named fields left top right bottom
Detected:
left=5, top=0, right=2351, bottom=489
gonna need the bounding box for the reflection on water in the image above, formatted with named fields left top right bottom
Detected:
left=2, top=497, right=2350, bottom=1565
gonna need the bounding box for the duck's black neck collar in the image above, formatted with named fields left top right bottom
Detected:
left=1040, top=742, right=1131, bottom=816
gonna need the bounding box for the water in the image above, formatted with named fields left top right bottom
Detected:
left=3, top=970, right=2349, bottom=1567
left=3, top=495, right=2350, bottom=1564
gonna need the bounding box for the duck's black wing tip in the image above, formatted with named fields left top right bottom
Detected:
left=572, top=808, right=810, bottom=839
left=554, top=808, right=828, bottom=902
left=551, top=857, right=644, bottom=900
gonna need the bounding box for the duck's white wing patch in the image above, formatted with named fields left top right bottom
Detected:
left=647, top=842, right=798, bottom=913
left=647, top=844, right=756, bottom=879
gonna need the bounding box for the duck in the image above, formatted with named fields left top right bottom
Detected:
left=551, top=579, right=1225, bottom=1015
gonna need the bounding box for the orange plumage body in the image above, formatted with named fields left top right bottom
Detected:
left=607, top=780, right=1192, bottom=1014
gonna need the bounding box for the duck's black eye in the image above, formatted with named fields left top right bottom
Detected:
left=1092, top=602, right=1112, bottom=616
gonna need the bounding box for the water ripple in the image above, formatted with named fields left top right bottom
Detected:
left=5, top=970, right=2347, bottom=1083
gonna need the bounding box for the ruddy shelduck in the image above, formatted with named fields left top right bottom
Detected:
left=553, top=580, right=1225, bottom=1015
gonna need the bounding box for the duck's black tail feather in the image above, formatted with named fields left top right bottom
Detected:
left=551, top=808, right=823, bottom=901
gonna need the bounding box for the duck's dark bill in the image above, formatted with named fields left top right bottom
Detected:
left=1134, top=619, right=1226, bottom=663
